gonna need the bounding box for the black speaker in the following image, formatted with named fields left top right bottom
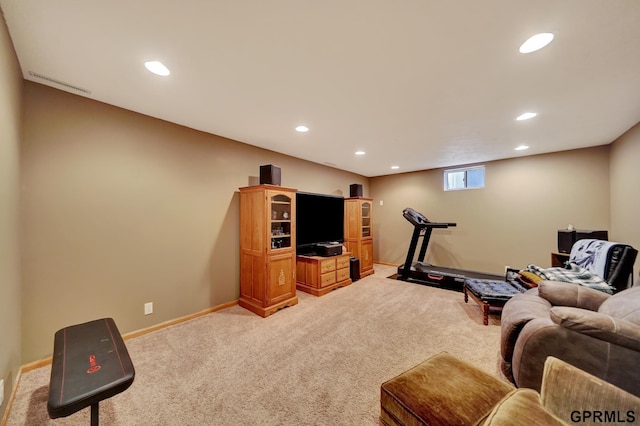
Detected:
left=349, top=184, right=363, bottom=197
left=260, top=164, right=281, bottom=186
left=557, top=230, right=576, bottom=254
left=350, top=257, right=361, bottom=282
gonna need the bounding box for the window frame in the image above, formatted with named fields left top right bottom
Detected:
left=443, top=165, right=485, bottom=191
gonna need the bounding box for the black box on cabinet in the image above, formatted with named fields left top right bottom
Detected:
left=558, top=229, right=608, bottom=254
left=557, top=230, right=576, bottom=254
left=349, top=184, right=363, bottom=197
left=260, top=164, right=281, bottom=186
left=576, top=230, right=608, bottom=242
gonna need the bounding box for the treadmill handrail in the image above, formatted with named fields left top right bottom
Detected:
left=402, top=208, right=457, bottom=229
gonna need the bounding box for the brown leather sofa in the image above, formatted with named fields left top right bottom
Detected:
left=500, top=280, right=640, bottom=397
left=380, top=352, right=640, bottom=426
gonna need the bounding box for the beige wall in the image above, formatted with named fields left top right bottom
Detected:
left=0, top=13, right=22, bottom=420
left=610, top=122, right=640, bottom=266
left=14, top=54, right=640, bottom=369
left=370, top=146, right=611, bottom=274
left=21, top=82, right=367, bottom=362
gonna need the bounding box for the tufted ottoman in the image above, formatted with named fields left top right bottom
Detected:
left=380, top=352, right=513, bottom=426
left=463, top=278, right=527, bottom=325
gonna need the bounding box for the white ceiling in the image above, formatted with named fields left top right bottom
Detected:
left=2, top=1, right=640, bottom=177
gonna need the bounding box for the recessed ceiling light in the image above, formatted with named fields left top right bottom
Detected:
left=144, top=61, right=170, bottom=76
left=391, top=165, right=400, bottom=169
left=355, top=151, right=366, bottom=156
left=295, top=125, right=309, bottom=133
left=515, top=145, right=529, bottom=151
left=519, top=33, right=554, bottom=54
left=516, top=112, right=537, bottom=121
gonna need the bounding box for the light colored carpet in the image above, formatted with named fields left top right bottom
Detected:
left=6, top=264, right=504, bottom=425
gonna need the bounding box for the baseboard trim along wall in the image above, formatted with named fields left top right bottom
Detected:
left=123, top=300, right=238, bottom=340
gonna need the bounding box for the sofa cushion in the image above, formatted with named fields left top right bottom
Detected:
left=598, top=286, right=640, bottom=326
left=541, top=356, right=640, bottom=423
left=482, top=389, right=565, bottom=426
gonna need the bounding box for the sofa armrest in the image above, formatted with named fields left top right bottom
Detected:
left=538, top=281, right=610, bottom=311
left=550, top=307, right=640, bottom=351
left=500, top=293, right=553, bottom=382
left=541, top=357, right=640, bottom=422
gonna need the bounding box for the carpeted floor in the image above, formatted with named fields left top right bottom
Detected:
left=6, top=264, right=504, bottom=425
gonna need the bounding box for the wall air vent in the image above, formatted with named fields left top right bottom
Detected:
left=27, top=71, right=91, bottom=94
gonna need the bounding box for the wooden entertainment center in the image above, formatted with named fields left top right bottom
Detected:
left=239, top=185, right=374, bottom=315
left=296, top=253, right=352, bottom=296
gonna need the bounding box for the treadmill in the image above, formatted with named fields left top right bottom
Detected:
left=397, top=207, right=501, bottom=290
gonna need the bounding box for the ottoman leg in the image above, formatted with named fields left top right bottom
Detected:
left=483, top=302, right=489, bottom=325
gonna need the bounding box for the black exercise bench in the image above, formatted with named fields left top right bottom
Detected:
left=48, top=318, right=135, bottom=425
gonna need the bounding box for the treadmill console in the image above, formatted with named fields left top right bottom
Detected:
left=402, top=208, right=457, bottom=228
left=402, top=208, right=428, bottom=226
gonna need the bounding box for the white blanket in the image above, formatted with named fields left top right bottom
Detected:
left=569, top=239, right=619, bottom=280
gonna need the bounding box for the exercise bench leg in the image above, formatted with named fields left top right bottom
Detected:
left=91, top=402, right=99, bottom=426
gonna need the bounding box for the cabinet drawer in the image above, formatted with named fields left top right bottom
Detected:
left=320, top=259, right=336, bottom=274
left=336, top=256, right=350, bottom=269
left=320, top=272, right=336, bottom=287
left=336, top=267, right=351, bottom=282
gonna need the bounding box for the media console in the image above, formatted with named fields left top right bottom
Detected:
left=296, top=253, right=352, bottom=296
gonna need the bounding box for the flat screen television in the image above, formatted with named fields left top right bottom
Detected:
left=296, top=192, right=344, bottom=255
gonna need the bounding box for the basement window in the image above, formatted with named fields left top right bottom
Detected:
left=444, top=166, right=485, bottom=191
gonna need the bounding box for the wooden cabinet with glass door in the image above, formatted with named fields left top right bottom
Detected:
left=344, top=197, right=374, bottom=278
left=239, top=184, right=298, bottom=317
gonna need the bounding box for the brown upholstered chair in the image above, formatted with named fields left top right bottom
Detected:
left=500, top=280, right=640, bottom=397
left=380, top=352, right=640, bottom=426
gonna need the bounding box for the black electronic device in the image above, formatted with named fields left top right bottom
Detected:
left=557, top=229, right=576, bottom=254
left=557, top=229, right=608, bottom=254
left=259, top=164, right=281, bottom=185
left=296, top=192, right=344, bottom=255
left=397, top=207, right=502, bottom=290
left=350, top=257, right=361, bottom=281
left=316, top=242, right=343, bottom=257
left=349, top=184, right=363, bottom=197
